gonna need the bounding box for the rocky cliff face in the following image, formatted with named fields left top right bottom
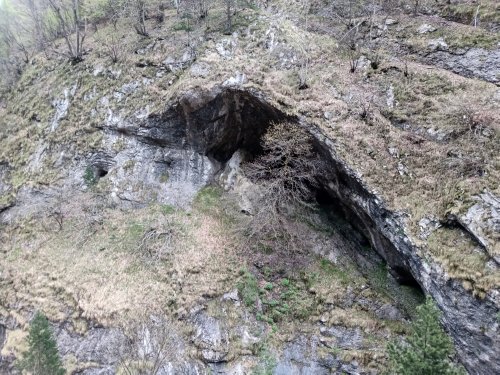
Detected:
left=3, top=85, right=497, bottom=374
left=1, top=87, right=284, bottom=220
left=310, top=128, right=499, bottom=374
left=107, top=86, right=500, bottom=373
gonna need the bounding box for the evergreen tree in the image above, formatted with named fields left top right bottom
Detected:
left=18, top=312, right=65, bottom=375
left=387, top=297, right=464, bottom=375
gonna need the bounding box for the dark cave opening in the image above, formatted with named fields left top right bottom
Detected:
left=390, top=266, right=423, bottom=288
left=97, top=168, right=108, bottom=178
left=315, top=186, right=423, bottom=292
left=184, top=89, right=288, bottom=163
left=197, top=89, right=423, bottom=295
left=182, top=87, right=423, bottom=294
left=315, top=188, right=372, bottom=248
left=314, top=187, right=425, bottom=305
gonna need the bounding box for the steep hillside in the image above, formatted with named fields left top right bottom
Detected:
left=0, top=1, right=498, bottom=374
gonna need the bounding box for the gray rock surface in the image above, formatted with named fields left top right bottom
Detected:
left=273, top=335, right=367, bottom=375
left=1, top=87, right=284, bottom=222
left=423, top=47, right=500, bottom=84
left=311, top=125, right=499, bottom=374
left=417, top=24, right=436, bottom=34
left=459, top=191, right=500, bottom=262
left=274, top=336, right=334, bottom=375
left=56, top=327, right=127, bottom=364
left=428, top=37, right=448, bottom=51
left=319, top=326, right=364, bottom=349
left=192, top=312, right=230, bottom=363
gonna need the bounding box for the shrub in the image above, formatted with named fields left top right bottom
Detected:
left=237, top=270, right=259, bottom=307
left=83, top=166, right=97, bottom=187
left=18, top=312, right=65, bottom=375
left=387, top=297, right=464, bottom=375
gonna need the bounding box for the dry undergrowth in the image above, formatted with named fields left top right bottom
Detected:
left=0, top=191, right=242, bottom=327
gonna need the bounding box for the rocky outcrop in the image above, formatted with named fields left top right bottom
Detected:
left=56, top=327, right=127, bottom=367
left=126, top=86, right=498, bottom=373
left=454, top=191, right=500, bottom=263
left=191, top=312, right=230, bottom=363
left=422, top=47, right=500, bottom=85
left=0, top=87, right=284, bottom=221
left=1, top=85, right=497, bottom=374
left=310, top=127, right=499, bottom=374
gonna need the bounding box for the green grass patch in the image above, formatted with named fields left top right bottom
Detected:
left=160, top=204, right=176, bottom=215
left=238, top=269, right=260, bottom=307
left=173, top=20, right=194, bottom=32
left=194, top=186, right=223, bottom=212
left=320, top=259, right=351, bottom=285
left=252, top=342, right=276, bottom=375
left=259, top=276, right=315, bottom=324
left=83, top=166, right=97, bottom=187
left=370, top=262, right=389, bottom=291
left=442, top=3, right=500, bottom=27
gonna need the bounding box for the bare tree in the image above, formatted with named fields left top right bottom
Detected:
left=0, top=19, right=32, bottom=64
left=243, top=122, right=323, bottom=252
left=104, top=0, right=126, bottom=30
left=298, top=0, right=311, bottom=89
left=97, top=33, right=123, bottom=63
left=118, top=314, right=180, bottom=375
left=22, top=0, right=46, bottom=52
left=132, top=0, right=148, bottom=36
left=0, top=3, right=36, bottom=89
left=125, top=0, right=164, bottom=36
left=223, top=0, right=235, bottom=34
left=47, top=0, right=87, bottom=63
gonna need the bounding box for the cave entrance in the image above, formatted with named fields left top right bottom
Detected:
left=315, top=186, right=423, bottom=292
left=390, top=266, right=422, bottom=288
left=185, top=88, right=424, bottom=298
left=314, top=186, right=426, bottom=319
left=185, top=89, right=289, bottom=163
left=97, top=168, right=108, bottom=178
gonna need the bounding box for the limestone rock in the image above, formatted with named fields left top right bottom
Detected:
left=419, top=216, right=442, bottom=240
left=376, top=303, right=404, bottom=321
left=223, top=71, right=247, bottom=87
left=459, top=191, right=500, bottom=262
left=51, top=85, right=77, bottom=132
left=319, top=326, right=364, bottom=349
left=428, top=37, right=448, bottom=51
left=192, top=312, right=230, bottom=363
left=190, top=62, right=211, bottom=78
left=216, top=39, right=235, bottom=58
left=423, top=47, right=500, bottom=84
left=417, top=24, right=436, bottom=34
left=56, top=327, right=127, bottom=364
